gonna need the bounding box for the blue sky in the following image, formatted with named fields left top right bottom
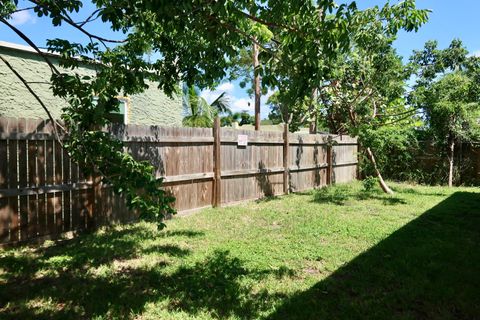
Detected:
left=2, top=0, right=479, bottom=119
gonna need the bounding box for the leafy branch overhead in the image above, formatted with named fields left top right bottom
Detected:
left=0, top=0, right=430, bottom=224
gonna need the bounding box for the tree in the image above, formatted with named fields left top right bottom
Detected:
left=238, top=111, right=255, bottom=126
left=305, top=3, right=428, bottom=194
left=220, top=110, right=254, bottom=127
left=227, top=33, right=271, bottom=131
left=267, top=91, right=313, bottom=132
left=0, top=0, right=428, bottom=224
left=266, top=92, right=286, bottom=125
left=410, top=40, right=480, bottom=186
left=182, top=85, right=231, bottom=128
left=264, top=1, right=431, bottom=194
left=220, top=111, right=240, bottom=127
left=321, top=44, right=422, bottom=194
left=252, top=42, right=261, bottom=130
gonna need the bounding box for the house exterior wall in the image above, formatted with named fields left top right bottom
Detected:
left=0, top=42, right=183, bottom=126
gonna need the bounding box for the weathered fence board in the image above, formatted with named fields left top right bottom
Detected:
left=0, top=117, right=358, bottom=245
left=0, top=118, right=9, bottom=242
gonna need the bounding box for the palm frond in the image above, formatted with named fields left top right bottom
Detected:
left=182, top=85, right=232, bottom=127
left=211, top=92, right=232, bottom=114
left=182, top=114, right=213, bottom=128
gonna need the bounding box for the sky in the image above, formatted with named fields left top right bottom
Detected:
left=1, top=0, right=480, bottom=119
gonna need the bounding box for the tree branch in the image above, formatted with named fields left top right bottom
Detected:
left=77, top=8, right=102, bottom=27
left=0, top=17, right=60, bottom=75
left=233, top=9, right=303, bottom=35
left=28, top=0, right=127, bottom=45
left=378, top=111, right=425, bottom=127
left=375, top=108, right=420, bottom=118
left=12, top=6, right=36, bottom=13
left=208, top=15, right=275, bottom=56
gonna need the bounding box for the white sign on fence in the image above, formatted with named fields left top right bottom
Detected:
left=238, top=134, right=248, bottom=146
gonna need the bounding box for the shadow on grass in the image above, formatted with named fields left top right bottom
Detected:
left=255, top=195, right=280, bottom=204
left=0, top=224, right=286, bottom=319
left=392, top=186, right=449, bottom=197
left=0, top=225, right=201, bottom=279
left=313, top=185, right=407, bottom=206
left=2, top=191, right=479, bottom=319
left=268, top=191, right=480, bottom=319
left=159, top=229, right=205, bottom=238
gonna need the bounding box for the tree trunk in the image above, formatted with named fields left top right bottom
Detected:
left=252, top=42, right=261, bottom=131
left=448, top=138, right=455, bottom=187
left=365, top=147, right=394, bottom=194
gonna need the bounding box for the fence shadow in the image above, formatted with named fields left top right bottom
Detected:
left=256, top=161, right=275, bottom=198
left=268, top=191, right=480, bottom=319
left=110, top=123, right=166, bottom=177
left=331, top=145, right=337, bottom=184
left=312, top=143, right=322, bottom=187
left=294, top=136, right=304, bottom=169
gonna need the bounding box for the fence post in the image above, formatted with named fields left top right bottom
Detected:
left=283, top=123, right=290, bottom=194
left=326, top=139, right=333, bottom=185
left=213, top=117, right=221, bottom=207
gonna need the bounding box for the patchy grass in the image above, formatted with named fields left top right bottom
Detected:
left=0, top=182, right=479, bottom=319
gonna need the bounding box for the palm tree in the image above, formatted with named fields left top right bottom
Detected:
left=182, top=85, right=231, bottom=127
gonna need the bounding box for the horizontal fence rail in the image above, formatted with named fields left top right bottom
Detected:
left=0, top=117, right=358, bottom=246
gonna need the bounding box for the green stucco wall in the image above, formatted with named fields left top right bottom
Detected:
left=0, top=44, right=183, bottom=126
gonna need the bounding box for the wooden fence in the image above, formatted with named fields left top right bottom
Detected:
left=414, top=141, right=480, bottom=185
left=0, top=117, right=358, bottom=245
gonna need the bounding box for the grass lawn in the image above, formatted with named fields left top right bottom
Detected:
left=0, top=182, right=479, bottom=319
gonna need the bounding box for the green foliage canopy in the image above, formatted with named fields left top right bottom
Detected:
left=410, top=40, right=480, bottom=146
left=0, top=0, right=428, bottom=223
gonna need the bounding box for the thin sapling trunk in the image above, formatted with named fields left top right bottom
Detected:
left=365, top=147, right=394, bottom=194
left=448, top=137, right=455, bottom=187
